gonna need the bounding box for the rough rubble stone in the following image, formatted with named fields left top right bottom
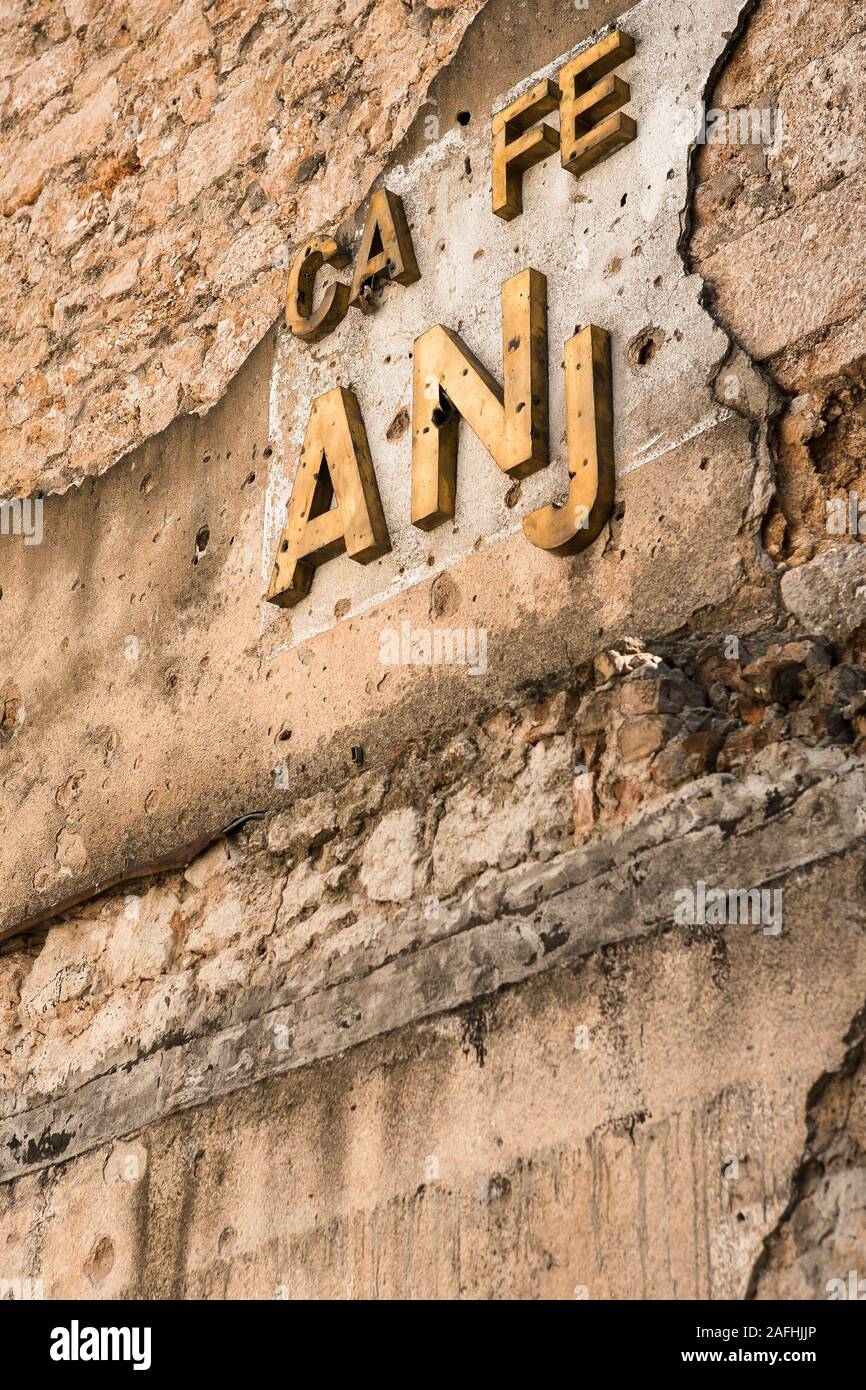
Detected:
left=781, top=546, right=866, bottom=647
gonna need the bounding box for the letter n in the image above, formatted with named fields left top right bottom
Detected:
left=267, top=387, right=390, bottom=607
left=411, top=268, right=548, bottom=530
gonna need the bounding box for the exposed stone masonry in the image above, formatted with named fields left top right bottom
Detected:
left=2, top=606, right=864, bottom=1140
left=691, top=0, right=866, bottom=568
left=0, top=0, right=483, bottom=497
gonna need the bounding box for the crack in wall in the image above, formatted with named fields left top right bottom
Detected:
left=745, top=1000, right=866, bottom=1299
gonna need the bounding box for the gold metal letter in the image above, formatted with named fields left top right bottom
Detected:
left=350, top=187, right=420, bottom=311
left=286, top=235, right=351, bottom=343
left=559, top=31, right=636, bottom=180
left=411, top=268, right=548, bottom=530
left=491, top=78, right=561, bottom=221
left=523, top=324, right=614, bottom=554
left=267, top=387, right=390, bottom=608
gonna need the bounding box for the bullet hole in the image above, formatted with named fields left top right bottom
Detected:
left=667, top=168, right=675, bottom=179
left=620, top=192, right=627, bottom=206
left=1, top=681, right=22, bottom=739
left=84, top=1236, right=115, bottom=1287
left=464, top=156, right=472, bottom=177
left=139, top=472, right=154, bottom=495
left=456, top=110, right=471, bottom=126
left=386, top=405, right=410, bottom=442
left=280, top=539, right=288, bottom=552
left=653, top=275, right=663, bottom=288
left=504, top=480, right=522, bottom=509
left=430, top=572, right=461, bottom=622
left=56, top=772, right=85, bottom=810
left=627, top=326, right=665, bottom=367
left=699, top=457, right=709, bottom=470
left=277, top=726, right=292, bottom=743
left=350, top=744, right=364, bottom=766
left=193, top=525, right=210, bottom=564
left=486, top=1174, right=511, bottom=1203
left=263, top=445, right=273, bottom=458
left=218, top=1227, right=237, bottom=1256
left=242, top=471, right=256, bottom=488
left=508, top=336, right=521, bottom=352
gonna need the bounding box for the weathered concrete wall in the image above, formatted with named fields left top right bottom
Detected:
left=0, top=0, right=773, bottom=946
left=2, top=0, right=866, bottom=1300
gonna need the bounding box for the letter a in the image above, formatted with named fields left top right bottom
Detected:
left=350, top=188, right=420, bottom=311
left=267, top=387, right=390, bottom=608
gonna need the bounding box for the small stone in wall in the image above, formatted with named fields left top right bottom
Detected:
left=359, top=808, right=422, bottom=902
left=104, top=889, right=179, bottom=985
left=520, top=690, right=576, bottom=743
left=184, top=893, right=243, bottom=955
left=184, top=839, right=232, bottom=889
left=781, top=545, right=866, bottom=648
left=267, top=790, right=338, bottom=857
left=18, top=918, right=107, bottom=1021
left=618, top=715, right=679, bottom=763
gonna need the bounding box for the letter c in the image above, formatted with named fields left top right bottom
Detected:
left=286, top=236, right=350, bottom=343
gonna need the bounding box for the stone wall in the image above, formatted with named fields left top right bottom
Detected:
left=691, top=0, right=866, bottom=569
left=0, top=0, right=484, bottom=497
left=2, top=0, right=866, bottom=1300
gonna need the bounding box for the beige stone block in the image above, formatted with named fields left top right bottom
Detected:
left=104, top=889, right=179, bottom=985
left=618, top=716, right=678, bottom=764
left=359, top=808, right=422, bottom=903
